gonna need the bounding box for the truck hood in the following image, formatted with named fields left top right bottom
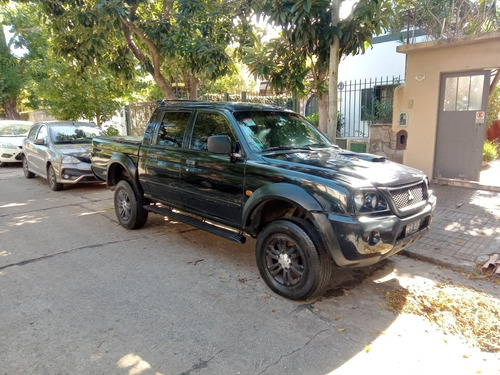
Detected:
left=262, top=148, right=426, bottom=187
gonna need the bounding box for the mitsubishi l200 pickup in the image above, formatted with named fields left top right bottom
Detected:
left=91, top=101, right=436, bottom=300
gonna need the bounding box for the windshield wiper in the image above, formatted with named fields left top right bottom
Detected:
left=305, top=143, right=329, bottom=148
left=262, top=144, right=330, bottom=153
left=261, top=146, right=313, bottom=154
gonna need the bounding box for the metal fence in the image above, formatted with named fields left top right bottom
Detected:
left=337, top=75, right=404, bottom=139
left=127, top=76, right=404, bottom=138
left=127, top=94, right=295, bottom=135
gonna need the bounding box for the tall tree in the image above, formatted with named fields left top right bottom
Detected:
left=247, top=0, right=394, bottom=139
left=0, top=25, right=23, bottom=118
left=35, top=0, right=254, bottom=100
left=1, top=1, right=137, bottom=124
left=0, top=2, right=38, bottom=119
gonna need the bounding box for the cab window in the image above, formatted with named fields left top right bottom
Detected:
left=190, top=112, right=235, bottom=151
left=155, top=111, right=191, bottom=148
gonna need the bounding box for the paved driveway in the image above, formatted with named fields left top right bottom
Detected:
left=1, top=166, right=498, bottom=374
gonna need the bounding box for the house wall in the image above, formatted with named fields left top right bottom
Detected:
left=395, top=31, right=500, bottom=177
left=339, top=32, right=427, bottom=81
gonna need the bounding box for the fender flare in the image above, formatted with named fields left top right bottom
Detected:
left=242, top=182, right=323, bottom=232
left=106, top=153, right=141, bottom=194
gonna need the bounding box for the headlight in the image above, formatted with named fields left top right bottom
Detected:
left=352, top=190, right=388, bottom=213
left=0, top=142, right=17, bottom=149
left=61, top=155, right=81, bottom=164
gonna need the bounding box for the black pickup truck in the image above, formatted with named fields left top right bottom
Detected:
left=91, top=101, right=436, bottom=300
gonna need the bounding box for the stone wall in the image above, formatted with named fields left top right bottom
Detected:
left=369, top=123, right=405, bottom=163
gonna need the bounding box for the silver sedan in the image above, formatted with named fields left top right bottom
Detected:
left=22, top=121, right=104, bottom=191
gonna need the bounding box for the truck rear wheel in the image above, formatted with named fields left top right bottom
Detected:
left=255, top=218, right=332, bottom=300
left=114, top=180, right=148, bottom=229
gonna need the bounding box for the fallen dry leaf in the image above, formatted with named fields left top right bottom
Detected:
left=386, top=283, right=500, bottom=352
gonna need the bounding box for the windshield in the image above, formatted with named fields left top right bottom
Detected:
left=0, top=123, right=32, bottom=136
left=234, top=110, right=332, bottom=153
left=50, top=125, right=103, bottom=144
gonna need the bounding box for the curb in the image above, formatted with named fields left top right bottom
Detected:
left=400, top=249, right=478, bottom=275
left=432, top=177, right=500, bottom=192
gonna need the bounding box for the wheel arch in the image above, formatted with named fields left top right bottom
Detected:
left=106, top=154, right=142, bottom=195
left=242, top=183, right=324, bottom=236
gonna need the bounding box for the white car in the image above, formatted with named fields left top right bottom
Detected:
left=0, top=120, right=33, bottom=167
left=22, top=121, right=104, bottom=191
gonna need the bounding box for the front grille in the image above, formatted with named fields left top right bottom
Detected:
left=388, top=181, right=426, bottom=210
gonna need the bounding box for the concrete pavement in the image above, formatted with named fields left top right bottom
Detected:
left=402, top=182, right=500, bottom=275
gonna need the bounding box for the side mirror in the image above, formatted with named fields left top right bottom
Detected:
left=34, top=138, right=46, bottom=146
left=208, top=135, right=232, bottom=154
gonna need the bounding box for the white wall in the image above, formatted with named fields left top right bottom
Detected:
left=338, top=33, right=427, bottom=82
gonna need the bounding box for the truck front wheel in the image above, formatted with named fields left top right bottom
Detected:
left=255, top=218, right=332, bottom=300
left=114, top=180, right=148, bottom=229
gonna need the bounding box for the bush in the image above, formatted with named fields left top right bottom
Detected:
left=105, top=126, right=120, bottom=136
left=483, top=140, right=498, bottom=163
left=305, top=113, right=319, bottom=126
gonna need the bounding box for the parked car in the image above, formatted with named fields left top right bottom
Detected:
left=0, top=120, right=33, bottom=167
left=22, top=121, right=103, bottom=191
left=91, top=101, right=436, bottom=300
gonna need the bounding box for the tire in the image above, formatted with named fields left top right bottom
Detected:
left=114, top=180, right=148, bottom=229
left=47, top=165, right=63, bottom=191
left=255, top=218, right=333, bottom=300
left=22, top=155, right=35, bottom=178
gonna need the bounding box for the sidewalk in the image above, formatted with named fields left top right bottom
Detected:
left=402, top=182, right=500, bottom=275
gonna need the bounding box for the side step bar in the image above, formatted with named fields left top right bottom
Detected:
left=144, top=204, right=246, bottom=244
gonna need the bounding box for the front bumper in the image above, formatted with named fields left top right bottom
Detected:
left=58, top=163, right=100, bottom=184
left=0, top=148, right=23, bottom=163
left=314, top=195, right=436, bottom=267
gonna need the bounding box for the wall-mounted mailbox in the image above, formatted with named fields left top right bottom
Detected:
left=396, top=130, right=408, bottom=150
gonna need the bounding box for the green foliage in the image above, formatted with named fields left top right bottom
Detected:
left=483, top=140, right=499, bottom=162
left=247, top=0, right=394, bottom=136
left=393, top=0, right=499, bottom=40
left=363, top=98, right=394, bottom=124
left=105, top=125, right=120, bottom=136
left=338, top=0, right=395, bottom=56
left=200, top=62, right=258, bottom=95
left=39, top=63, right=124, bottom=127
left=305, top=113, right=319, bottom=126
left=38, top=0, right=255, bottom=99
left=247, top=0, right=335, bottom=97
left=0, top=7, right=31, bottom=116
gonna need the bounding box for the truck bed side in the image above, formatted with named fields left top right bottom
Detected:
left=91, top=135, right=143, bottom=181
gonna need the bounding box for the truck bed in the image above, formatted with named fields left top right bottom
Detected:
left=91, top=135, right=143, bottom=181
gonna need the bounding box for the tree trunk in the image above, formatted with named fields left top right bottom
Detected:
left=183, top=72, right=199, bottom=100
left=120, top=17, right=174, bottom=100
left=317, top=93, right=328, bottom=135
left=327, top=0, right=341, bottom=144
left=2, top=99, right=21, bottom=120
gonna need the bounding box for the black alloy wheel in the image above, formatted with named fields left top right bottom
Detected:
left=255, top=218, right=332, bottom=300
left=114, top=180, right=148, bottom=229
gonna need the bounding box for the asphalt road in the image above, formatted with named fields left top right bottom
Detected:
left=1, top=164, right=499, bottom=375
